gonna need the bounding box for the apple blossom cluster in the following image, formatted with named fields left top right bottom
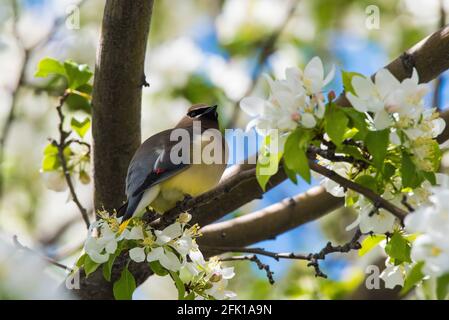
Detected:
left=346, top=68, right=445, bottom=172
left=239, top=56, right=448, bottom=297
left=80, top=212, right=235, bottom=300
left=240, top=57, right=335, bottom=135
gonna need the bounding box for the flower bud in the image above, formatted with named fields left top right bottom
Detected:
left=178, top=212, right=192, bottom=224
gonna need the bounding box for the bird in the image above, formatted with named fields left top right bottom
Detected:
left=117, top=104, right=228, bottom=221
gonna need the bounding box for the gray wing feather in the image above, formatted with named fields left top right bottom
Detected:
left=123, top=129, right=190, bottom=219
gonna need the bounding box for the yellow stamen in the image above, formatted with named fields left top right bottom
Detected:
left=118, top=219, right=130, bottom=234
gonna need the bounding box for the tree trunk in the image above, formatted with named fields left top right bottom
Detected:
left=72, top=0, right=154, bottom=300
left=92, top=0, right=154, bottom=213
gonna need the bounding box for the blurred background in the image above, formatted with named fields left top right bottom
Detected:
left=1, top=0, right=449, bottom=299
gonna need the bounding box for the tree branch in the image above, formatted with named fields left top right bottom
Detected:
left=198, top=186, right=342, bottom=248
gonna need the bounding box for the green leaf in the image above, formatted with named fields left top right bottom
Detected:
left=436, top=273, right=449, bottom=300
left=383, top=162, right=396, bottom=181
left=149, top=261, right=169, bottom=277
left=359, top=234, right=385, bottom=256
left=113, top=266, right=136, bottom=300
left=341, top=70, right=364, bottom=95
left=385, top=231, right=412, bottom=264
left=325, top=103, right=349, bottom=145
left=41, top=143, right=72, bottom=171
left=283, top=129, right=311, bottom=183
left=342, top=108, right=368, bottom=140
left=75, top=253, right=87, bottom=268
left=283, top=163, right=298, bottom=184
left=256, top=135, right=282, bottom=190
left=42, top=154, right=60, bottom=171
left=35, top=57, right=66, bottom=78
left=70, top=117, right=91, bottom=138
left=64, top=60, right=93, bottom=89
left=84, top=255, right=101, bottom=277
left=354, top=175, right=378, bottom=193
left=337, top=145, right=366, bottom=162
left=365, top=129, right=389, bottom=170
left=170, top=271, right=186, bottom=300
left=102, top=250, right=121, bottom=282
left=184, top=292, right=195, bottom=300
left=401, top=151, right=422, bottom=189
left=422, top=171, right=437, bottom=185
left=401, top=262, right=425, bottom=295
left=65, top=84, right=92, bottom=114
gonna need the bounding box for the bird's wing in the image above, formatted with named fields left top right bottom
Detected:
left=123, top=129, right=191, bottom=217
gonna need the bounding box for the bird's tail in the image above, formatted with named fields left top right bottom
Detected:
left=116, top=201, right=128, bottom=218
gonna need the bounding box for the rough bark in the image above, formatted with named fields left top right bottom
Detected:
left=92, top=0, right=154, bottom=213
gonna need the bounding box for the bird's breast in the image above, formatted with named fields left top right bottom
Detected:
left=159, top=162, right=226, bottom=197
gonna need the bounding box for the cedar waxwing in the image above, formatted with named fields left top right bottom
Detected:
left=118, top=104, right=227, bottom=220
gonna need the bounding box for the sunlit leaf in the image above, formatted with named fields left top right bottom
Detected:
left=113, top=266, right=136, bottom=300
left=71, top=117, right=91, bottom=138
left=359, top=234, right=385, bottom=256
left=35, top=57, right=67, bottom=78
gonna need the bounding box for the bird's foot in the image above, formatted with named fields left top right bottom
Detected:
left=143, top=207, right=159, bottom=223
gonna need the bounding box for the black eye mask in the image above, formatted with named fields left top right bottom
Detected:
left=187, top=108, right=209, bottom=118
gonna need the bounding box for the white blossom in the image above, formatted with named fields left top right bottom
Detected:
left=346, top=68, right=428, bottom=130
left=240, top=57, right=334, bottom=135
left=147, top=247, right=182, bottom=272
left=405, top=182, right=449, bottom=277
left=84, top=222, right=118, bottom=264
left=380, top=260, right=405, bottom=289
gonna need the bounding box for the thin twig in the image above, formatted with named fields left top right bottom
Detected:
left=401, top=195, right=415, bottom=213
left=13, top=235, right=72, bottom=271
left=309, top=161, right=408, bottom=222
left=206, top=229, right=362, bottom=281
left=220, top=255, right=275, bottom=284
left=51, top=92, right=91, bottom=229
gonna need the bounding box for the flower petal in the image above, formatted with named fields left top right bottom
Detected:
left=240, top=96, right=265, bottom=117
left=351, top=76, right=374, bottom=99
left=147, top=247, right=164, bottom=262
left=160, top=250, right=182, bottom=271
left=375, top=69, right=399, bottom=99
left=346, top=92, right=368, bottom=112
left=373, top=110, right=392, bottom=130
left=129, top=247, right=146, bottom=263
